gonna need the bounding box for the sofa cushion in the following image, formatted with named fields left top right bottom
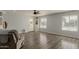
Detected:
left=0, top=30, right=9, bottom=44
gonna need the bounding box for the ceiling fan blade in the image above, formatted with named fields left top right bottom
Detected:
left=37, top=11, right=40, bottom=14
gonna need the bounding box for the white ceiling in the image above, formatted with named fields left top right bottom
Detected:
left=3, top=10, right=70, bottom=16
left=15, top=10, right=70, bottom=16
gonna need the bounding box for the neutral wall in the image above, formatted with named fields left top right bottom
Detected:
left=39, top=11, right=79, bottom=38
left=3, top=11, right=32, bottom=33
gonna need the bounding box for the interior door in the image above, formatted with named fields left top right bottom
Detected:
left=34, top=17, right=40, bottom=32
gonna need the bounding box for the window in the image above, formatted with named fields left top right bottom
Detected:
left=62, top=15, right=78, bottom=31
left=40, top=18, right=47, bottom=29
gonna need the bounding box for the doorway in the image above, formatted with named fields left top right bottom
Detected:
left=34, top=17, right=40, bottom=32
left=28, top=17, right=40, bottom=32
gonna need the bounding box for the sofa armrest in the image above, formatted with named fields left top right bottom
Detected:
left=12, top=33, right=17, bottom=43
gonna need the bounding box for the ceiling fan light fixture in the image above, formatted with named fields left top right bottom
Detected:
left=33, top=10, right=40, bottom=15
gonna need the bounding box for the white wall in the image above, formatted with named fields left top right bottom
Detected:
left=3, top=11, right=32, bottom=33
left=39, top=11, right=79, bottom=38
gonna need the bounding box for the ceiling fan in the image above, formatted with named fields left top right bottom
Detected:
left=33, top=10, right=40, bottom=15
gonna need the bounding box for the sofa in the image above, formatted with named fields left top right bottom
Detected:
left=0, top=30, right=25, bottom=49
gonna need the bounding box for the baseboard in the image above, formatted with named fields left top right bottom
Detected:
left=39, top=31, right=79, bottom=40
left=25, top=31, right=34, bottom=33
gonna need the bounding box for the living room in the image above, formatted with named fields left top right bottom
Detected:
left=0, top=10, right=79, bottom=49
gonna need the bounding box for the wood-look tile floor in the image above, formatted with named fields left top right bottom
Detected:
left=22, top=32, right=79, bottom=49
